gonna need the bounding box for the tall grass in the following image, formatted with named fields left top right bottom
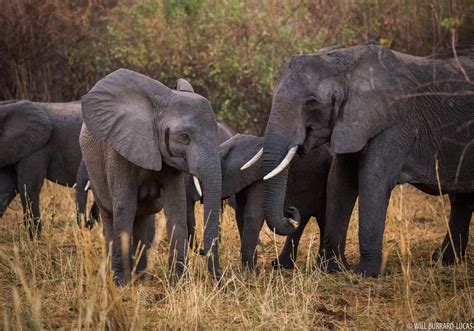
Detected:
left=0, top=183, right=471, bottom=329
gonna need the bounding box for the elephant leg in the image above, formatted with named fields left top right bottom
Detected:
left=16, top=157, right=47, bottom=238
left=108, top=168, right=138, bottom=286
left=99, top=207, right=113, bottom=255
left=132, top=215, right=153, bottom=276
left=239, top=185, right=264, bottom=270
left=0, top=167, right=17, bottom=218
left=87, top=201, right=100, bottom=228
left=163, top=172, right=188, bottom=286
left=435, top=192, right=473, bottom=264
left=226, top=195, right=237, bottom=211
left=111, top=203, right=136, bottom=286
left=235, top=192, right=246, bottom=240
left=146, top=215, right=156, bottom=250
left=313, top=194, right=327, bottom=252
left=355, top=133, right=412, bottom=277
left=319, top=153, right=358, bottom=272
left=272, top=216, right=310, bottom=269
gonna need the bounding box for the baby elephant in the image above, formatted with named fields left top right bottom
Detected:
left=189, top=134, right=332, bottom=269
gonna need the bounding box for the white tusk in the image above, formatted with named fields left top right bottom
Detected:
left=84, top=180, right=91, bottom=192
left=240, top=148, right=263, bottom=170
left=263, top=146, right=298, bottom=180
left=72, top=183, right=77, bottom=189
left=193, top=176, right=202, bottom=197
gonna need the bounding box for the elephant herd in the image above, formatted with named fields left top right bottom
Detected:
left=0, top=43, right=473, bottom=286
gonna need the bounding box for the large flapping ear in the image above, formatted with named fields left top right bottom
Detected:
left=219, top=134, right=264, bottom=198
left=82, top=69, right=172, bottom=171
left=0, top=101, right=53, bottom=167
left=175, top=78, right=195, bottom=93
left=330, top=46, right=411, bottom=154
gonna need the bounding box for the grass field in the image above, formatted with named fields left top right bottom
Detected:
left=0, top=182, right=472, bottom=329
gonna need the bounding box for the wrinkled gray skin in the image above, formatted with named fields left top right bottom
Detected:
left=189, top=134, right=332, bottom=269
left=263, top=43, right=474, bottom=277
left=80, top=70, right=222, bottom=286
left=185, top=121, right=235, bottom=250
left=0, top=100, right=91, bottom=236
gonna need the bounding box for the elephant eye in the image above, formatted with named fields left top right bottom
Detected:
left=305, top=98, right=319, bottom=110
left=179, top=133, right=191, bottom=145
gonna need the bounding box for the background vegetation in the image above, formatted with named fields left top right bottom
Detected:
left=1, top=0, right=473, bottom=133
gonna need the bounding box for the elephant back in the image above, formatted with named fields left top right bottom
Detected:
left=0, top=100, right=53, bottom=167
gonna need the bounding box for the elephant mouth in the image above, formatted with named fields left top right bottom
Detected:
left=299, top=126, right=331, bottom=155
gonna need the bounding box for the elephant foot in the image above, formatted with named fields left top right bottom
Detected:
left=136, top=270, right=155, bottom=282
left=241, top=262, right=260, bottom=275
left=354, top=257, right=382, bottom=278
left=432, top=246, right=462, bottom=266
left=316, top=252, right=347, bottom=273
left=113, top=276, right=128, bottom=287
left=271, top=256, right=295, bottom=269
left=26, top=218, right=42, bottom=239
left=85, top=217, right=99, bottom=229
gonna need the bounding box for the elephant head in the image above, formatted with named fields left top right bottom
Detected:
left=0, top=100, right=53, bottom=168
left=81, top=69, right=222, bottom=274
left=253, top=44, right=411, bottom=235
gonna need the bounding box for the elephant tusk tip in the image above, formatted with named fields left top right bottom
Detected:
left=193, top=176, right=202, bottom=197
left=84, top=180, right=91, bottom=191
left=263, top=146, right=298, bottom=180
left=240, top=147, right=263, bottom=171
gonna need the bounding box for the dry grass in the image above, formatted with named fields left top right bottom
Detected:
left=0, top=183, right=472, bottom=329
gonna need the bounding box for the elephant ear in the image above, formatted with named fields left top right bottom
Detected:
left=220, top=134, right=263, bottom=198
left=82, top=69, right=173, bottom=171
left=330, top=46, right=411, bottom=154
left=0, top=101, right=52, bottom=167
left=175, top=78, right=194, bottom=93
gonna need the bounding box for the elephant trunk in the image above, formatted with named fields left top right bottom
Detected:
left=198, top=155, right=222, bottom=279
left=262, top=98, right=304, bottom=235
left=262, top=133, right=298, bottom=235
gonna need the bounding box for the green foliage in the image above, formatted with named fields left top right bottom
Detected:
left=441, top=17, right=463, bottom=31
left=1, top=0, right=472, bottom=133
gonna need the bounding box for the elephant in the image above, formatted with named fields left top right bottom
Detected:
left=248, top=42, right=473, bottom=277
left=188, top=134, right=332, bottom=269
left=80, top=69, right=222, bottom=286
left=0, top=100, right=91, bottom=236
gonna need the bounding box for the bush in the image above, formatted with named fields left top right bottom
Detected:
left=1, top=0, right=472, bottom=133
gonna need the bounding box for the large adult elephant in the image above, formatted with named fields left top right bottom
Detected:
left=249, top=43, right=473, bottom=277
left=80, top=70, right=222, bottom=286
left=0, top=100, right=91, bottom=235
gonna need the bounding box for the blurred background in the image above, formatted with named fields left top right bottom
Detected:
left=1, top=0, right=473, bottom=134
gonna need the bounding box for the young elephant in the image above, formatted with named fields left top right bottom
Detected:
left=0, top=100, right=90, bottom=236
left=189, top=134, right=332, bottom=269
left=256, top=43, right=474, bottom=276
left=80, top=70, right=222, bottom=286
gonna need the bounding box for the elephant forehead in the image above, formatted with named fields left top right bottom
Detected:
left=171, top=90, right=211, bottom=108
